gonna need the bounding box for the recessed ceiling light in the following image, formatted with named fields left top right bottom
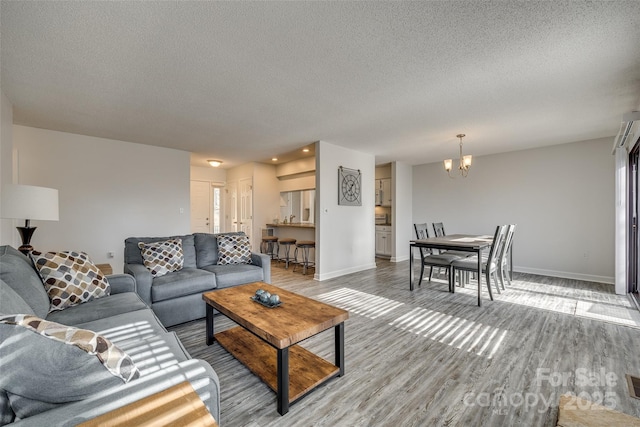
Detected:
left=271, top=157, right=278, bottom=162
left=302, top=148, right=310, bottom=153
left=207, top=159, right=223, bottom=167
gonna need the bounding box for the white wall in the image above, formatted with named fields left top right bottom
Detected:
left=276, top=157, right=316, bottom=192
left=316, top=141, right=376, bottom=280
left=413, top=137, right=615, bottom=283
left=12, top=126, right=191, bottom=273
left=391, top=161, right=412, bottom=262
left=190, top=165, right=226, bottom=183
left=0, top=91, right=15, bottom=245
left=252, top=162, right=280, bottom=250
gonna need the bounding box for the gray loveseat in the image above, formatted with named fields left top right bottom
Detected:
left=0, top=245, right=220, bottom=426
left=124, top=232, right=271, bottom=327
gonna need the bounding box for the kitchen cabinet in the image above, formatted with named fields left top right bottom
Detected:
left=375, top=178, right=392, bottom=207
left=375, top=225, right=392, bottom=257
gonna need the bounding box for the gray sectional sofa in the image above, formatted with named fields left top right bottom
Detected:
left=124, top=232, right=271, bottom=327
left=0, top=245, right=220, bottom=426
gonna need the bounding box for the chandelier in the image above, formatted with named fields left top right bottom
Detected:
left=444, top=134, right=472, bottom=178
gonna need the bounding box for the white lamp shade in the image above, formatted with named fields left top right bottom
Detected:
left=1, top=184, right=59, bottom=221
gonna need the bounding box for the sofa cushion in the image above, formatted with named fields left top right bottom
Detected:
left=138, top=239, right=184, bottom=278
left=73, top=309, right=169, bottom=344
left=200, top=264, right=264, bottom=289
left=116, top=332, right=191, bottom=376
left=124, top=235, right=196, bottom=268
left=0, top=390, right=14, bottom=426
left=0, top=278, right=35, bottom=315
left=194, top=232, right=245, bottom=267
left=0, top=245, right=50, bottom=318
left=151, top=268, right=216, bottom=303
left=0, top=315, right=139, bottom=418
left=31, top=251, right=111, bottom=312
left=46, top=292, right=148, bottom=326
left=216, top=233, right=252, bottom=265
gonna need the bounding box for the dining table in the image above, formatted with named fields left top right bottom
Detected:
left=410, top=234, right=494, bottom=306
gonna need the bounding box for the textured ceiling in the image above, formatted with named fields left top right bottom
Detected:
left=2, top=1, right=640, bottom=168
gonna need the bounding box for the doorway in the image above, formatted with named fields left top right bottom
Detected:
left=191, top=180, right=223, bottom=234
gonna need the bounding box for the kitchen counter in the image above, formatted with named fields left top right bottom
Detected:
left=267, top=223, right=315, bottom=229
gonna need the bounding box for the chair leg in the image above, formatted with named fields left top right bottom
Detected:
left=428, top=266, right=433, bottom=281
left=449, top=267, right=454, bottom=293
left=498, top=266, right=506, bottom=290
left=418, top=263, right=425, bottom=285
left=503, top=263, right=511, bottom=286
left=485, top=271, right=494, bottom=301
left=493, top=270, right=501, bottom=295
left=292, top=248, right=299, bottom=272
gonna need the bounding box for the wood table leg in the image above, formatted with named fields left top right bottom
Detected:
left=206, top=304, right=214, bottom=345
left=277, top=347, right=290, bottom=415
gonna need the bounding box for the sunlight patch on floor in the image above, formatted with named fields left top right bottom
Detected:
left=389, top=307, right=507, bottom=358
left=450, top=279, right=640, bottom=329
left=575, top=300, right=640, bottom=328
left=315, top=287, right=404, bottom=319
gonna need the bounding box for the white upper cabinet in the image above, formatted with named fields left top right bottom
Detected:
left=375, top=178, right=392, bottom=207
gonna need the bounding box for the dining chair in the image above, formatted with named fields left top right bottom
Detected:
left=432, top=222, right=474, bottom=258
left=498, top=224, right=517, bottom=288
left=413, top=223, right=463, bottom=291
left=451, top=224, right=507, bottom=300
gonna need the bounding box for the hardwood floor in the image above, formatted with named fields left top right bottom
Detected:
left=170, top=259, right=640, bottom=426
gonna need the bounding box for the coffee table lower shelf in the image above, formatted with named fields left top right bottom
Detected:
left=215, top=326, right=339, bottom=403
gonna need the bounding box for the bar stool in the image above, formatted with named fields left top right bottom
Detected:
left=278, top=238, right=297, bottom=269
left=260, top=236, right=279, bottom=260
left=293, top=241, right=315, bottom=275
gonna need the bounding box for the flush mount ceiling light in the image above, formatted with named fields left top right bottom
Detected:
left=302, top=148, right=310, bottom=153
left=271, top=157, right=278, bottom=162
left=444, top=134, right=472, bottom=178
left=207, top=160, right=223, bottom=167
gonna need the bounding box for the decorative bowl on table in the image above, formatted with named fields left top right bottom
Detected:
left=251, top=289, right=282, bottom=308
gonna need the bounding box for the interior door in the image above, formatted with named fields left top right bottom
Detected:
left=239, top=178, right=253, bottom=243
left=190, top=180, right=211, bottom=233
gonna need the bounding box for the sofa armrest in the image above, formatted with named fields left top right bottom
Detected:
left=106, top=274, right=136, bottom=294
left=123, top=264, right=152, bottom=306
left=251, top=252, right=271, bottom=284
left=11, top=359, right=221, bottom=427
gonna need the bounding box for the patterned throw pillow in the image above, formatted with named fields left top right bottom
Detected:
left=217, top=234, right=252, bottom=265
left=31, top=251, right=111, bottom=312
left=0, top=314, right=139, bottom=383
left=138, top=238, right=184, bottom=277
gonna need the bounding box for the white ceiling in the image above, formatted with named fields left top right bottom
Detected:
left=2, top=1, right=640, bottom=168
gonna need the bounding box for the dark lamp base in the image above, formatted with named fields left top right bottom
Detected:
left=17, top=226, right=37, bottom=255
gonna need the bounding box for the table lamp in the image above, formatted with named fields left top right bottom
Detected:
left=1, top=184, right=59, bottom=254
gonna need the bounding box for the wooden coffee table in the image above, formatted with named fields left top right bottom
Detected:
left=203, top=282, right=349, bottom=415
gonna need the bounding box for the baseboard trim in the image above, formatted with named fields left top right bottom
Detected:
left=316, top=263, right=378, bottom=281
left=514, top=266, right=614, bottom=285
left=390, top=255, right=409, bottom=263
